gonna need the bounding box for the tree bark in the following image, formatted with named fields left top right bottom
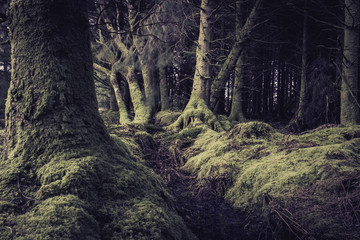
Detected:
left=340, top=0, right=360, bottom=125
left=1, top=1, right=195, bottom=239
left=99, top=0, right=151, bottom=124
left=169, top=0, right=222, bottom=131
left=126, top=0, right=158, bottom=114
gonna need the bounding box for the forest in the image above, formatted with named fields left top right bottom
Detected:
left=0, top=0, right=359, bottom=239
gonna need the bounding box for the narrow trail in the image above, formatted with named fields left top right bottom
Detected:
left=142, top=128, right=257, bottom=240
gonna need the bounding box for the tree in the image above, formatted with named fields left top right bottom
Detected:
left=169, top=0, right=222, bottom=130
left=340, top=0, right=360, bottom=125
left=0, top=0, right=195, bottom=239
left=229, top=0, right=248, bottom=122
left=209, top=0, right=262, bottom=111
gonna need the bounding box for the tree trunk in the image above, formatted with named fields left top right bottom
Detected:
left=340, top=0, right=360, bottom=125
left=110, top=61, right=131, bottom=123
left=99, top=0, right=151, bottom=124
left=1, top=1, right=195, bottom=239
left=123, top=66, right=151, bottom=123
left=210, top=0, right=262, bottom=110
left=229, top=0, right=247, bottom=122
left=159, top=66, right=170, bottom=111
left=229, top=50, right=247, bottom=122
left=295, top=0, right=308, bottom=127
left=109, top=88, right=119, bottom=112
left=126, top=0, right=158, bottom=115
left=169, top=0, right=222, bottom=131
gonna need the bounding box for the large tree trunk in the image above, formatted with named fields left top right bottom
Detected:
left=0, top=1, right=196, bottom=239
left=340, top=0, right=360, bottom=125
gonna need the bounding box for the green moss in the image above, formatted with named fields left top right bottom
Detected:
left=182, top=123, right=360, bottom=239
left=99, top=110, right=121, bottom=125
left=168, top=98, right=223, bottom=132
left=155, top=110, right=181, bottom=126
left=16, top=195, right=99, bottom=240
left=2, top=1, right=196, bottom=238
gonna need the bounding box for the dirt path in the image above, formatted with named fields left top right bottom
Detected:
left=143, top=130, right=257, bottom=240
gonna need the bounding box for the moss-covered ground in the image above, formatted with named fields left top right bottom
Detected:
left=2, top=111, right=360, bottom=240
left=0, top=110, right=197, bottom=240
left=179, top=122, right=360, bottom=240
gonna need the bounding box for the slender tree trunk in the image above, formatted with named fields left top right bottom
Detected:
left=159, top=66, right=170, bottom=111
left=191, top=0, right=211, bottom=102
left=170, top=0, right=222, bottom=131
left=141, top=59, right=157, bottom=112
left=109, top=88, right=119, bottom=112
left=110, top=62, right=131, bottom=123
left=229, top=50, right=247, bottom=121
left=340, top=0, right=360, bottom=125
left=229, top=0, right=247, bottom=122
left=126, top=0, right=158, bottom=114
left=210, top=0, right=262, bottom=110
left=296, top=0, right=308, bottom=124
left=123, top=66, right=151, bottom=123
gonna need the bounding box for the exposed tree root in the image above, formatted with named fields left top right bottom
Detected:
left=167, top=98, right=224, bottom=132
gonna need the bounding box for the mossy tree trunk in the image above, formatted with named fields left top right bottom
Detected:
left=340, top=0, right=360, bottom=125
left=296, top=0, right=308, bottom=123
left=0, top=1, right=195, bottom=239
left=98, top=0, right=151, bottom=124
left=170, top=0, right=222, bottom=131
left=229, top=50, right=247, bottom=122
left=109, top=88, right=119, bottom=112
left=126, top=0, right=158, bottom=115
left=110, top=61, right=131, bottom=123
left=2, top=0, right=111, bottom=237
left=94, top=62, right=130, bottom=123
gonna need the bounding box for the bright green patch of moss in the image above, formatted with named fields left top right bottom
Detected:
left=182, top=122, right=360, bottom=239
left=155, top=110, right=181, bottom=127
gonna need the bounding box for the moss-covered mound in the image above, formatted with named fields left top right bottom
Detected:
left=155, top=110, right=182, bottom=127
left=182, top=122, right=360, bottom=239
left=0, top=122, right=196, bottom=240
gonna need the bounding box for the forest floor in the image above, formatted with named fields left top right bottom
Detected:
left=1, top=111, right=360, bottom=240
left=107, top=111, right=360, bottom=240
left=143, top=129, right=256, bottom=240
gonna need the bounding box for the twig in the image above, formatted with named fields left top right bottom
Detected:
left=17, top=176, right=37, bottom=201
